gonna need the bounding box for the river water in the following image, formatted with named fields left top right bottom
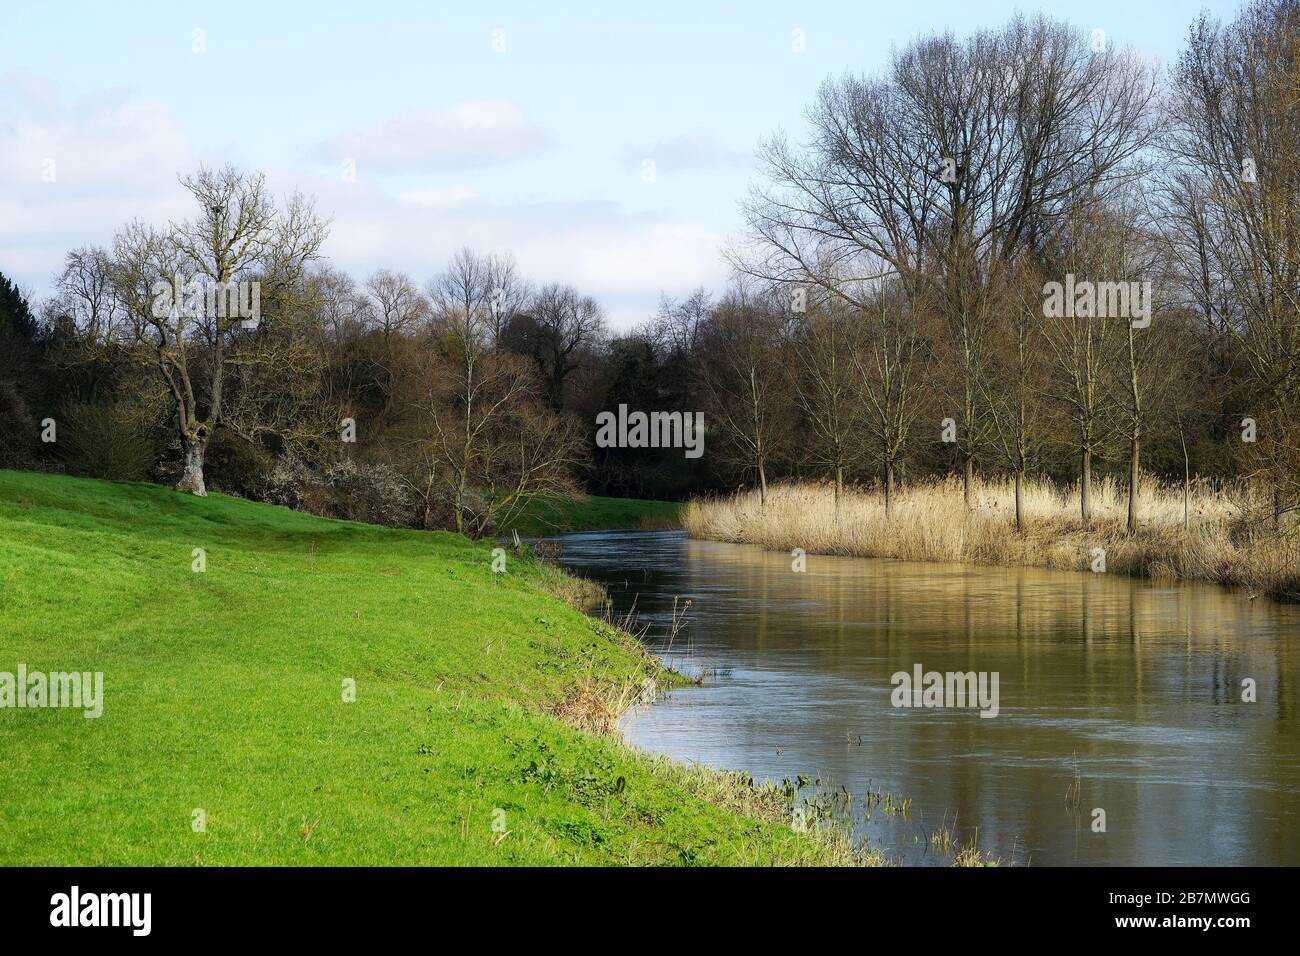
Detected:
left=547, top=529, right=1299, bottom=866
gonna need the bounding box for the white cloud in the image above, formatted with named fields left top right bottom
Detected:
left=517, top=220, right=724, bottom=296
left=398, top=186, right=482, bottom=209
left=623, top=128, right=750, bottom=173
left=0, top=72, right=194, bottom=288
left=0, top=74, right=727, bottom=328
left=300, top=173, right=727, bottom=328
left=316, top=100, right=548, bottom=172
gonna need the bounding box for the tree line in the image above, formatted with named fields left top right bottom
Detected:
left=1, top=0, right=1296, bottom=536
left=705, top=0, right=1299, bottom=532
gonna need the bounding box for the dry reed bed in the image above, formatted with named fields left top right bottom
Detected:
left=682, top=476, right=1300, bottom=603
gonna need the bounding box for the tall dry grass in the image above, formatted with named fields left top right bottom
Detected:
left=682, top=476, right=1300, bottom=602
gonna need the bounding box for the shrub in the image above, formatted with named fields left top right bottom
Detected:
left=203, top=430, right=276, bottom=498
left=251, top=453, right=314, bottom=512
left=0, top=380, right=36, bottom=468
left=55, top=399, right=160, bottom=481
left=320, top=458, right=418, bottom=527
left=249, top=453, right=418, bottom=528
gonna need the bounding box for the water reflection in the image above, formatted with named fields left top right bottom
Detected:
left=551, top=530, right=1300, bottom=866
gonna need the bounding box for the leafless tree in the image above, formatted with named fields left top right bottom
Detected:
left=365, top=269, right=428, bottom=343
left=49, top=247, right=127, bottom=346
left=484, top=251, right=531, bottom=348
left=1040, top=205, right=1137, bottom=526
left=788, top=287, right=865, bottom=505
left=852, top=279, right=928, bottom=518
left=1161, top=0, right=1300, bottom=525
left=695, top=281, right=792, bottom=504
left=513, top=283, right=608, bottom=408
left=737, top=13, right=1157, bottom=504
left=398, top=324, right=580, bottom=536
left=401, top=251, right=580, bottom=534
left=109, top=165, right=328, bottom=495
left=980, top=257, right=1049, bottom=530
left=652, top=288, right=712, bottom=360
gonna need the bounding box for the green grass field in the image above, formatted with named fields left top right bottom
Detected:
left=498, top=494, right=681, bottom=536
left=0, top=470, right=847, bottom=866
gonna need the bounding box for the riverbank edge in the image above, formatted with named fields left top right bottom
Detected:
left=498, top=494, right=682, bottom=536
left=0, top=469, right=865, bottom=866
left=476, top=539, right=887, bottom=865
left=682, top=484, right=1300, bottom=605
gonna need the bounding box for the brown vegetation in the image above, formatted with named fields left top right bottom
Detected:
left=683, top=477, right=1300, bottom=602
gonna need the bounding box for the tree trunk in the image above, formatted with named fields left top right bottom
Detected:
left=1080, top=447, right=1092, bottom=527
left=1180, top=424, right=1190, bottom=531
left=1127, top=435, right=1140, bottom=534
left=833, top=465, right=843, bottom=525
left=1014, top=468, right=1024, bottom=533
left=885, top=462, right=895, bottom=521
left=176, top=434, right=207, bottom=496
left=963, top=453, right=974, bottom=508
left=453, top=484, right=465, bottom=536
left=758, top=458, right=768, bottom=506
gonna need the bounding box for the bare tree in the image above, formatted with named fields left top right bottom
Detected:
left=513, top=283, right=608, bottom=408
left=427, top=248, right=496, bottom=346
left=304, top=265, right=372, bottom=417
left=398, top=317, right=580, bottom=536
left=365, top=269, right=428, bottom=344
left=363, top=268, right=429, bottom=418
left=737, top=13, right=1156, bottom=506
left=110, top=165, right=328, bottom=495
left=981, top=257, right=1049, bottom=530
left=1161, top=0, right=1300, bottom=525
left=41, top=246, right=135, bottom=406
left=484, top=251, right=531, bottom=348
left=652, top=288, right=712, bottom=360
left=402, top=251, right=581, bottom=534
left=1040, top=206, right=1126, bottom=526
left=852, top=279, right=927, bottom=518
left=695, top=281, right=792, bottom=504
left=1110, top=205, right=1161, bottom=532
left=50, top=247, right=127, bottom=347
left=788, top=287, right=865, bottom=505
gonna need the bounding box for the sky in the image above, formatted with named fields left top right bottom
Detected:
left=1, top=0, right=1238, bottom=328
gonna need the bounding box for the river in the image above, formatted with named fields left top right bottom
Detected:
left=547, top=529, right=1300, bottom=866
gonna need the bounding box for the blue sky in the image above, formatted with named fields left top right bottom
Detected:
left=1, top=0, right=1236, bottom=327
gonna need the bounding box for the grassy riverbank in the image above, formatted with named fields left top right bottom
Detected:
left=683, top=477, right=1300, bottom=603
left=0, top=470, right=854, bottom=866
left=499, top=494, right=681, bottom=536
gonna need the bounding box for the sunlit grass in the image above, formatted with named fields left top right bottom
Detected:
left=0, top=469, right=851, bottom=866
